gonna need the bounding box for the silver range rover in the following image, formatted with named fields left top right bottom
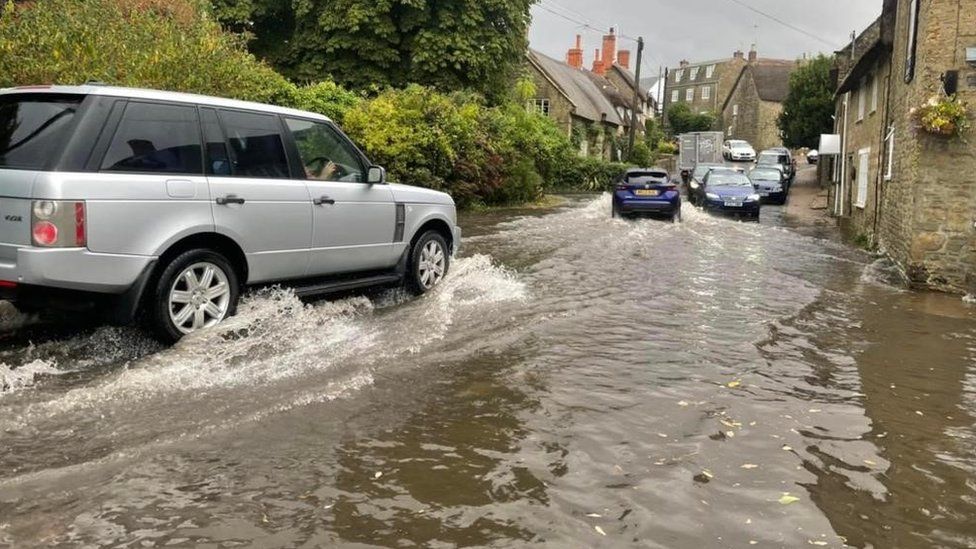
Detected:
left=0, top=85, right=461, bottom=341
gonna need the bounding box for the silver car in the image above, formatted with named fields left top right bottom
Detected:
left=0, top=85, right=461, bottom=341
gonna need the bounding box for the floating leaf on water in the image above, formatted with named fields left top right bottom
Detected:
left=749, top=542, right=758, bottom=546
left=778, top=494, right=800, bottom=505
left=726, top=431, right=736, bottom=438
left=782, top=445, right=793, bottom=452
left=863, top=460, right=877, bottom=466
left=373, top=472, right=383, bottom=479
left=915, top=410, right=924, bottom=416
left=678, top=400, right=689, bottom=407
left=741, top=464, right=758, bottom=469
left=657, top=433, right=669, bottom=438
left=595, top=526, right=607, bottom=536
left=809, top=409, right=821, bottom=413
left=727, top=380, right=742, bottom=388
left=808, top=541, right=828, bottom=546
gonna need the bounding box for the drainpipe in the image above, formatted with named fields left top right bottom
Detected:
left=837, top=92, right=850, bottom=216
left=873, top=63, right=894, bottom=244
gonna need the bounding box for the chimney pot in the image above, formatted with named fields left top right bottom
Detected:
left=567, top=35, right=584, bottom=69
left=679, top=59, right=690, bottom=68
left=733, top=50, right=744, bottom=60
left=748, top=45, right=757, bottom=62
left=592, top=48, right=607, bottom=76
left=602, top=28, right=618, bottom=67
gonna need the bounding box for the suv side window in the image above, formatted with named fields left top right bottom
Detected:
left=284, top=118, right=364, bottom=183
left=218, top=109, right=290, bottom=179
left=100, top=102, right=202, bottom=174
left=200, top=108, right=231, bottom=176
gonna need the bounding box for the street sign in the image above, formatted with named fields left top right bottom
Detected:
left=820, top=134, right=841, bottom=155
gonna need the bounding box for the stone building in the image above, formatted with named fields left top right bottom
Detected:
left=825, top=0, right=976, bottom=293
left=662, top=50, right=749, bottom=121
left=525, top=49, right=625, bottom=160
left=721, top=60, right=795, bottom=152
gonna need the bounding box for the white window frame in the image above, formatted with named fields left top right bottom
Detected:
left=857, top=81, right=866, bottom=121
left=884, top=126, right=895, bottom=181
left=530, top=98, right=550, bottom=117
left=855, top=147, right=870, bottom=209
left=676, top=69, right=684, bottom=82
left=690, top=67, right=700, bottom=80
left=686, top=88, right=695, bottom=101
left=701, top=86, right=711, bottom=100
left=705, top=65, right=716, bottom=78
left=671, top=89, right=679, bottom=103
left=870, top=76, right=878, bottom=114
left=732, top=104, right=739, bottom=116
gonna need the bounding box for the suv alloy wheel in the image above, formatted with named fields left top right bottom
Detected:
left=408, top=231, right=450, bottom=294
left=149, top=249, right=240, bottom=342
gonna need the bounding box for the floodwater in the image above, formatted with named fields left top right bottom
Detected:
left=1, top=191, right=975, bottom=548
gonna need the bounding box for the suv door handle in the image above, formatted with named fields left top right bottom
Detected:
left=313, top=196, right=336, bottom=206
left=216, top=195, right=246, bottom=205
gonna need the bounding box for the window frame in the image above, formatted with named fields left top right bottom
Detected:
left=856, top=82, right=866, bottom=121
left=96, top=99, right=205, bottom=176
left=855, top=147, right=870, bottom=209
left=281, top=115, right=371, bottom=183
left=675, top=69, right=684, bottom=82
left=705, top=65, right=716, bottom=79
left=686, top=88, right=695, bottom=101
left=701, top=85, right=711, bottom=100
left=870, top=75, right=879, bottom=114
left=671, top=89, right=680, bottom=103
left=884, top=125, right=895, bottom=181
left=690, top=67, right=700, bottom=80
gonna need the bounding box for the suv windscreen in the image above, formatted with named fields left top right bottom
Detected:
left=627, top=171, right=668, bottom=184
left=757, top=154, right=782, bottom=165
left=0, top=93, right=84, bottom=170
left=750, top=169, right=782, bottom=181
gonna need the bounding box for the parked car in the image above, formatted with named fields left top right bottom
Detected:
left=807, top=149, right=819, bottom=164
left=685, top=163, right=726, bottom=206
left=696, top=169, right=762, bottom=220
left=722, top=140, right=757, bottom=162
left=749, top=167, right=788, bottom=205
left=757, top=149, right=795, bottom=183
left=0, top=85, right=461, bottom=341
left=612, top=168, right=681, bottom=222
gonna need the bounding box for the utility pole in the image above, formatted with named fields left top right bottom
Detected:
left=657, top=65, right=664, bottom=124
left=627, top=36, right=644, bottom=161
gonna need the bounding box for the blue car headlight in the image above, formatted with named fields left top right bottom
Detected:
left=746, top=194, right=761, bottom=202
left=706, top=192, right=720, bottom=200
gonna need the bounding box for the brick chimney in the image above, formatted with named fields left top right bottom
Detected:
left=679, top=59, right=690, bottom=68
left=748, top=45, right=757, bottom=62
left=733, top=50, right=744, bottom=61
left=592, top=48, right=606, bottom=75
left=566, top=34, right=584, bottom=69
left=602, top=27, right=617, bottom=67
left=617, top=49, right=631, bottom=69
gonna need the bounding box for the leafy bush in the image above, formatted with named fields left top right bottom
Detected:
left=288, top=81, right=363, bottom=124
left=657, top=140, right=678, bottom=155
left=666, top=103, right=716, bottom=135
left=0, top=0, right=293, bottom=104
left=627, top=141, right=655, bottom=167
left=551, top=156, right=630, bottom=191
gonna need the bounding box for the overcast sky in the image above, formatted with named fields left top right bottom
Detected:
left=529, top=0, right=882, bottom=75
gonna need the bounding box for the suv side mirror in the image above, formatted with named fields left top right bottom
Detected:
left=367, top=165, right=386, bottom=184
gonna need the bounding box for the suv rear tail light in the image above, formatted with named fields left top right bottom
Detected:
left=31, top=200, right=86, bottom=248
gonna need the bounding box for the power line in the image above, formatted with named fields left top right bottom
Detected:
left=724, top=0, right=835, bottom=47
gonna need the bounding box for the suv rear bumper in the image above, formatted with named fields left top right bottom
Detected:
left=0, top=246, right=154, bottom=294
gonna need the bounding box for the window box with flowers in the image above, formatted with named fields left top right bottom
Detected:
left=911, top=95, right=971, bottom=137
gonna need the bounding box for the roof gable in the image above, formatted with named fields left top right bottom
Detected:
left=527, top=49, right=624, bottom=126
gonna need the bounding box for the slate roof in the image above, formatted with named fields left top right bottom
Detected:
left=527, top=49, right=624, bottom=126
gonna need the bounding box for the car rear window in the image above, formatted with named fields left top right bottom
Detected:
left=627, top=171, right=668, bottom=183
left=0, top=93, right=84, bottom=170
left=708, top=172, right=753, bottom=186
left=750, top=169, right=781, bottom=181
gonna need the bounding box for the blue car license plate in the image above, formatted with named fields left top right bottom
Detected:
left=724, top=200, right=741, bottom=207
left=635, top=189, right=659, bottom=197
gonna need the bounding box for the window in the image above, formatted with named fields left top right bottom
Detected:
left=870, top=76, right=879, bottom=114
left=675, top=69, right=684, bottom=82
left=530, top=98, right=550, bottom=117
left=672, top=89, right=680, bottom=103
left=200, top=108, right=231, bottom=176
left=905, top=0, right=919, bottom=83
left=285, top=118, right=365, bottom=183
left=857, top=82, right=866, bottom=121
left=705, top=65, right=716, bottom=78
left=732, top=104, right=739, bottom=116
left=701, top=86, right=711, bottom=100
left=884, top=125, right=895, bottom=181
left=218, top=110, right=290, bottom=179
left=101, top=102, right=202, bottom=174
left=690, top=67, right=700, bottom=80
left=855, top=147, right=870, bottom=209
left=686, top=88, right=695, bottom=101
left=0, top=94, right=82, bottom=170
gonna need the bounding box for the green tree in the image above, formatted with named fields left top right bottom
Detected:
left=211, top=0, right=532, bottom=103
left=666, top=103, right=715, bottom=135
left=778, top=55, right=835, bottom=148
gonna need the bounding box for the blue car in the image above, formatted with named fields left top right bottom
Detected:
left=611, top=168, right=682, bottom=222
left=749, top=167, right=788, bottom=205
left=698, top=169, right=762, bottom=221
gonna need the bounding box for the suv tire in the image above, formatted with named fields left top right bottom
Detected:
left=407, top=231, right=450, bottom=294
left=148, top=249, right=239, bottom=342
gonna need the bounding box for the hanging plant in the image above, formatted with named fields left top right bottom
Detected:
left=911, top=95, right=971, bottom=137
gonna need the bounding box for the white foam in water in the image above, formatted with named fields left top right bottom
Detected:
left=964, top=294, right=976, bottom=305
left=859, top=257, right=908, bottom=290
left=0, top=359, right=61, bottom=395
left=6, top=254, right=527, bottom=422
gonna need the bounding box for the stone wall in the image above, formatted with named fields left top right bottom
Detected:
left=526, top=65, right=576, bottom=138
left=722, top=69, right=786, bottom=152
left=881, top=0, right=976, bottom=292
left=756, top=101, right=785, bottom=152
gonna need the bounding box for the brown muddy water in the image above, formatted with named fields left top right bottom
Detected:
left=0, top=194, right=974, bottom=548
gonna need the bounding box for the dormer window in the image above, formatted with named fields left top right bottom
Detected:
left=690, top=67, right=700, bottom=80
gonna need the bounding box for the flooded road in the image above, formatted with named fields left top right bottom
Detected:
left=1, top=187, right=975, bottom=548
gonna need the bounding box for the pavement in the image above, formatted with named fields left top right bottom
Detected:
left=784, top=163, right=835, bottom=236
